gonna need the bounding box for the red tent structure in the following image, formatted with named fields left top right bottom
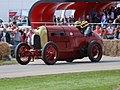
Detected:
left=28, top=0, right=118, bottom=28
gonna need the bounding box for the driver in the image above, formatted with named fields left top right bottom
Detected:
left=75, top=20, right=92, bottom=37
left=74, top=21, right=83, bottom=34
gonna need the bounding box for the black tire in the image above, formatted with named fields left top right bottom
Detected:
left=87, top=41, right=103, bottom=62
left=42, top=41, right=59, bottom=65
left=66, top=59, right=74, bottom=63
left=15, top=43, right=31, bottom=65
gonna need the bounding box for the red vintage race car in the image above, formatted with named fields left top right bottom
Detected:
left=15, top=25, right=103, bottom=65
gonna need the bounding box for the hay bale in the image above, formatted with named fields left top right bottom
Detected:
left=0, top=42, right=11, bottom=60
left=117, top=41, right=120, bottom=56
left=103, top=39, right=120, bottom=56
left=103, top=40, right=112, bottom=56
left=110, top=40, right=116, bottom=56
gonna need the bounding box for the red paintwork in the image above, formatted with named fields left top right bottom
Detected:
left=20, top=25, right=103, bottom=60
left=29, top=49, right=42, bottom=59
left=20, top=49, right=42, bottom=61
left=44, top=44, right=58, bottom=62
left=16, top=25, right=103, bottom=65
left=45, top=26, right=103, bottom=60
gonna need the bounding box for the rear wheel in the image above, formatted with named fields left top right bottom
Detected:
left=15, top=43, right=31, bottom=65
left=88, top=41, right=103, bottom=62
left=42, top=42, right=59, bottom=65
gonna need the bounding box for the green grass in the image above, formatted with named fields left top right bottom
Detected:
left=0, top=60, right=17, bottom=66
left=0, top=70, right=120, bottom=90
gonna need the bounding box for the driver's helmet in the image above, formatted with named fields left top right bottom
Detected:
left=74, top=21, right=81, bottom=27
left=80, top=21, right=89, bottom=28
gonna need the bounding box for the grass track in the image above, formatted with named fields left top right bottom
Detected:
left=0, top=60, right=17, bottom=66
left=0, top=70, right=120, bottom=90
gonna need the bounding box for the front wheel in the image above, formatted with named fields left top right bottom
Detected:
left=42, top=42, right=59, bottom=65
left=88, top=41, right=103, bottom=62
left=15, top=43, right=31, bottom=65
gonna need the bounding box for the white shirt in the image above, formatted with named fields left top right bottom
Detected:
left=63, top=18, right=67, bottom=24
left=2, top=32, right=6, bottom=42
left=14, top=32, right=21, bottom=41
left=110, top=12, right=114, bottom=19
left=31, top=34, right=34, bottom=45
left=27, top=33, right=34, bottom=45
left=118, top=33, right=120, bottom=39
left=107, top=26, right=114, bottom=34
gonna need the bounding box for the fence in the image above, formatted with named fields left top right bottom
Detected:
left=31, top=21, right=120, bottom=28
left=31, top=22, right=120, bottom=39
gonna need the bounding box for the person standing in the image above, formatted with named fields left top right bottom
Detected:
left=1, top=28, right=11, bottom=43
left=0, top=19, right=3, bottom=23
left=101, top=15, right=108, bottom=28
left=69, top=15, right=75, bottom=25
left=90, top=8, right=96, bottom=22
left=85, top=15, right=90, bottom=23
left=61, top=15, right=68, bottom=25
left=93, top=13, right=100, bottom=23
left=109, top=7, right=115, bottom=22
left=113, top=15, right=120, bottom=38
left=0, top=31, right=2, bottom=42
left=1, top=28, right=7, bottom=42
left=113, top=15, right=120, bottom=25
left=13, top=28, right=21, bottom=47
left=54, top=15, right=57, bottom=25
left=27, top=29, right=34, bottom=46
left=13, top=28, right=21, bottom=57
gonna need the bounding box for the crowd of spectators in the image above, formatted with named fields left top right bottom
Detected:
left=78, top=6, right=120, bottom=25
left=93, top=23, right=120, bottom=39
left=54, top=7, right=120, bottom=25
left=0, top=6, right=120, bottom=48
left=0, top=26, right=34, bottom=46
left=0, top=15, right=30, bottom=45
left=91, top=7, right=120, bottom=39
left=0, top=15, right=34, bottom=58
left=0, top=6, right=119, bottom=59
left=54, top=15, right=75, bottom=26
left=54, top=6, right=120, bottom=39
left=9, top=16, right=28, bottom=26
left=0, top=25, right=35, bottom=58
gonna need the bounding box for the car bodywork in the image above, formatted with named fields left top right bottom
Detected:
left=15, top=25, right=103, bottom=65
left=46, top=26, right=103, bottom=59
